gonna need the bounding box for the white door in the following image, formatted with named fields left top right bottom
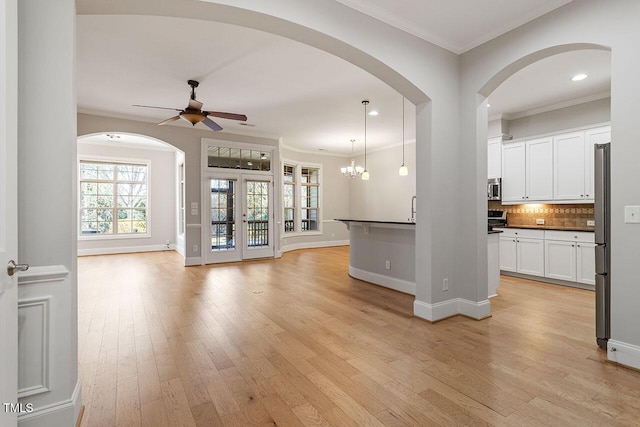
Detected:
left=502, top=142, right=526, bottom=202
left=517, top=238, right=545, bottom=277
left=205, top=174, right=274, bottom=263
left=554, top=131, right=585, bottom=200
left=1, top=0, right=19, bottom=423
left=242, top=176, right=274, bottom=259
left=545, top=240, right=576, bottom=282
left=526, top=137, right=553, bottom=201
left=206, top=175, right=242, bottom=263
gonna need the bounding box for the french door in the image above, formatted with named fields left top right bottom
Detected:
left=205, top=173, right=273, bottom=263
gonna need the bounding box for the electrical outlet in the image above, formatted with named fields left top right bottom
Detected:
left=536, top=218, right=545, bottom=225
left=442, top=278, right=449, bottom=291
left=587, top=220, right=595, bottom=226
left=385, top=260, right=391, bottom=270
left=165, top=240, right=170, bottom=245
left=193, top=245, right=198, bottom=252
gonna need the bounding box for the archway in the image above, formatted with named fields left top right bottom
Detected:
left=476, top=43, right=611, bottom=314
left=76, top=132, right=187, bottom=260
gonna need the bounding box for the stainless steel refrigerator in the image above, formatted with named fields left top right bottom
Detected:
left=595, top=142, right=610, bottom=349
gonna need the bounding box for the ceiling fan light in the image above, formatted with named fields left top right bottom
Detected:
left=399, top=164, right=409, bottom=176
left=180, top=112, right=206, bottom=125
left=361, top=170, right=370, bottom=181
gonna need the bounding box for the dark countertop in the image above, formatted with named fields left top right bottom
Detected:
left=335, top=219, right=416, bottom=225
left=496, top=225, right=594, bottom=232
left=488, top=230, right=503, bottom=234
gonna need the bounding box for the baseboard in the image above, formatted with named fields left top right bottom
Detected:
left=500, top=271, right=595, bottom=291
left=349, top=265, right=415, bottom=295
left=77, top=244, right=176, bottom=256
left=280, top=240, right=349, bottom=254
left=608, top=340, right=640, bottom=371
left=414, top=298, right=491, bottom=322
left=175, top=244, right=185, bottom=257
left=458, top=298, right=491, bottom=320
left=18, top=379, right=82, bottom=427
left=185, top=256, right=202, bottom=266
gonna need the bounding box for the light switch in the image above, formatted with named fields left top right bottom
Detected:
left=191, top=202, right=198, bottom=209
left=624, top=206, right=640, bottom=223
left=191, top=209, right=198, bottom=216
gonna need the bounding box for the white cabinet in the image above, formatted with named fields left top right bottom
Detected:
left=584, top=126, right=612, bottom=200
left=554, top=131, right=585, bottom=200
left=487, top=137, right=502, bottom=179
left=502, top=138, right=552, bottom=203
left=553, top=126, right=611, bottom=202
left=526, top=138, right=554, bottom=200
left=497, top=228, right=545, bottom=277
left=501, top=125, right=610, bottom=205
left=576, top=242, right=596, bottom=286
left=544, top=231, right=595, bottom=287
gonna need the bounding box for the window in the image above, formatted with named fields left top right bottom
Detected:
left=283, top=165, right=295, bottom=232
left=301, top=167, right=319, bottom=231
left=79, top=160, right=148, bottom=236
left=282, top=163, right=321, bottom=233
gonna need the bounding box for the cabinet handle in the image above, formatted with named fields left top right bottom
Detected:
left=572, top=244, right=575, bottom=247
left=586, top=194, right=589, bottom=197
left=580, top=194, right=584, bottom=197
left=522, top=196, right=525, bottom=199
left=513, top=239, right=516, bottom=242
left=577, top=244, right=581, bottom=247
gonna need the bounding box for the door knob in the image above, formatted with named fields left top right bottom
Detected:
left=7, top=260, right=29, bottom=277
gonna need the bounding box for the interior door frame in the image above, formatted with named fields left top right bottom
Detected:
left=0, top=0, right=19, bottom=423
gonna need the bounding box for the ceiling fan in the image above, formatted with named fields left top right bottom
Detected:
left=133, top=80, right=247, bottom=131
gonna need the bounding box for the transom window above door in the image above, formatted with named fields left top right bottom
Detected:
left=207, top=146, right=271, bottom=171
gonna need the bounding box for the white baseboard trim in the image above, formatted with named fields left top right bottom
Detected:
left=175, top=244, right=185, bottom=257
left=18, top=379, right=82, bottom=426
left=608, top=339, right=640, bottom=371
left=414, top=298, right=491, bottom=322
left=77, top=244, right=176, bottom=256
left=280, top=240, right=349, bottom=254
left=185, top=256, right=202, bottom=266
left=349, top=265, right=415, bottom=295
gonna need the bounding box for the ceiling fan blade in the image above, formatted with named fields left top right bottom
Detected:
left=206, top=111, right=248, bottom=121
left=133, top=104, right=182, bottom=111
left=188, top=99, right=203, bottom=110
left=158, top=115, right=181, bottom=125
left=202, top=117, right=223, bottom=131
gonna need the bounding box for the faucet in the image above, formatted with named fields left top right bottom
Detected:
left=410, top=195, right=416, bottom=222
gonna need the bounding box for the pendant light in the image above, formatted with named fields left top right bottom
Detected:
left=361, top=100, right=370, bottom=181
left=399, top=96, right=409, bottom=176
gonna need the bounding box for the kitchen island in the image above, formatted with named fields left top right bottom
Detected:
left=336, top=219, right=416, bottom=295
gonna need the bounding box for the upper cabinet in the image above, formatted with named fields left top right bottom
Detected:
left=501, top=137, right=552, bottom=202
left=501, top=124, right=610, bottom=205
left=487, top=136, right=502, bottom=179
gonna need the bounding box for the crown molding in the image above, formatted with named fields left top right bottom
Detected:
left=489, top=91, right=610, bottom=122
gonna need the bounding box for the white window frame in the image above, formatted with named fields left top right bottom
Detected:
left=281, top=159, right=322, bottom=236
left=78, top=155, right=151, bottom=240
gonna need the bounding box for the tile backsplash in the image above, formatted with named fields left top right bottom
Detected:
left=488, top=201, right=594, bottom=229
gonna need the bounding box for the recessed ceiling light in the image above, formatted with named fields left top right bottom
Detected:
left=487, top=103, right=491, bottom=107
left=368, top=110, right=379, bottom=116
left=571, top=73, right=588, bottom=81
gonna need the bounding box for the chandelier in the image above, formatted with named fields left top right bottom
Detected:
left=341, top=139, right=364, bottom=178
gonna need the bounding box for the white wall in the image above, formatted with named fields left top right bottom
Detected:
left=461, top=0, right=640, bottom=367
left=349, top=142, right=416, bottom=221
left=507, top=97, right=610, bottom=139
left=279, top=146, right=350, bottom=252
left=76, top=142, right=178, bottom=255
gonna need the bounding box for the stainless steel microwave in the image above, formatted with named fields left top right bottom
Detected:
left=488, top=178, right=501, bottom=200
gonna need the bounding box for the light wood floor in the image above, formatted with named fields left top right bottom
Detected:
left=78, top=247, right=640, bottom=426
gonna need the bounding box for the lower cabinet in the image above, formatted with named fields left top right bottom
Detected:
left=544, top=230, right=595, bottom=286
left=496, top=228, right=595, bottom=287
left=498, top=229, right=545, bottom=277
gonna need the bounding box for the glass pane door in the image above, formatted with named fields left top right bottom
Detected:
left=243, top=177, right=274, bottom=259
left=207, top=177, right=241, bottom=263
